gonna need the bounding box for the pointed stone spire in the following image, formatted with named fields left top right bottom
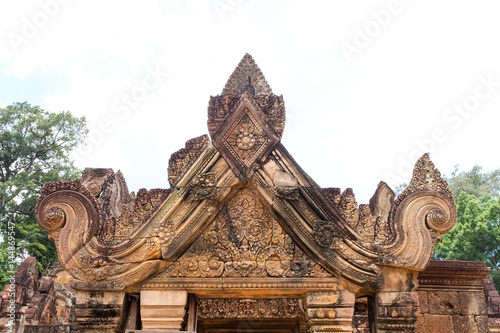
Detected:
left=222, top=53, right=273, bottom=95
left=208, top=54, right=285, bottom=182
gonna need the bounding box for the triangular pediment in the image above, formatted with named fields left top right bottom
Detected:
left=150, top=187, right=333, bottom=280
left=150, top=54, right=385, bottom=290
left=141, top=143, right=383, bottom=291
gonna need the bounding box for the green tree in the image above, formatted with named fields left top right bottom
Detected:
left=0, top=102, right=87, bottom=288
left=447, top=165, right=500, bottom=198
left=434, top=166, right=500, bottom=290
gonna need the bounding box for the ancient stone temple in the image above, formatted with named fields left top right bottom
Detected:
left=13, top=54, right=497, bottom=332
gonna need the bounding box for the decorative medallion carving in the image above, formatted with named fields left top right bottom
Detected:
left=43, top=207, right=66, bottom=230
left=213, top=103, right=279, bottom=182
left=224, top=111, right=268, bottom=163
left=313, top=220, right=341, bottom=249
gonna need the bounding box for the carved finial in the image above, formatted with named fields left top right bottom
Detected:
left=207, top=55, right=285, bottom=182
left=339, top=188, right=359, bottom=228
left=222, top=53, right=272, bottom=95
left=397, top=153, right=453, bottom=203
left=382, top=153, right=457, bottom=269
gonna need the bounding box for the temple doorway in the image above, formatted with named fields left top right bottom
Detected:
left=196, top=318, right=304, bottom=333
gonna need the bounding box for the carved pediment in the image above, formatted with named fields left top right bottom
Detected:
left=36, top=54, right=456, bottom=296
left=152, top=188, right=332, bottom=280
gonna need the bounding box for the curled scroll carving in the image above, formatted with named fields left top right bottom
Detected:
left=377, top=154, right=456, bottom=269
left=36, top=180, right=102, bottom=266
left=314, top=154, right=456, bottom=272
left=43, top=207, right=66, bottom=230
left=426, top=208, right=452, bottom=233
left=36, top=172, right=169, bottom=290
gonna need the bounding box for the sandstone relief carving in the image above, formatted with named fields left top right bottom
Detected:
left=32, top=53, right=461, bottom=332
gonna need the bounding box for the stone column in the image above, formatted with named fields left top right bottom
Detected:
left=140, top=290, right=188, bottom=330
left=304, top=290, right=355, bottom=333
left=374, top=291, right=419, bottom=332
left=74, top=290, right=125, bottom=332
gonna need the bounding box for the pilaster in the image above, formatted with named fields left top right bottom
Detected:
left=375, top=291, right=419, bottom=332
left=304, top=290, right=355, bottom=333
left=74, top=290, right=125, bottom=332
left=140, top=290, right=187, bottom=330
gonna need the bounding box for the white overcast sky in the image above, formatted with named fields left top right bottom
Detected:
left=1, top=0, right=499, bottom=204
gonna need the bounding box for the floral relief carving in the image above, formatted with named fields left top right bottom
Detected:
left=313, top=220, right=341, bottom=249
left=221, top=53, right=273, bottom=96
left=208, top=95, right=285, bottom=139
left=197, top=298, right=304, bottom=319
left=221, top=110, right=270, bottom=167
left=157, top=189, right=331, bottom=278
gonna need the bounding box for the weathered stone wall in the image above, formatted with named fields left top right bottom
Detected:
left=0, top=258, right=75, bottom=333
left=416, top=260, right=491, bottom=332
left=2, top=258, right=500, bottom=332
left=485, top=277, right=500, bottom=332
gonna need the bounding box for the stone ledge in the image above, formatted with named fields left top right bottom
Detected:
left=418, top=260, right=490, bottom=291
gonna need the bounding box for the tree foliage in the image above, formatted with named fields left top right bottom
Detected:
left=447, top=165, right=500, bottom=198
left=434, top=166, right=500, bottom=290
left=0, top=102, right=87, bottom=288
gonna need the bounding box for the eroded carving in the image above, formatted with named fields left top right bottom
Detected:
left=168, top=135, right=210, bottom=187
left=375, top=292, right=419, bottom=332
left=339, top=188, right=359, bottom=228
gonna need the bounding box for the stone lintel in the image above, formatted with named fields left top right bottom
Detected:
left=418, top=260, right=490, bottom=291
left=140, top=277, right=339, bottom=295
